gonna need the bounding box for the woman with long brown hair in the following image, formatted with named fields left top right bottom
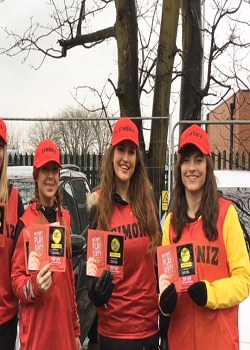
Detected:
left=87, top=117, right=162, bottom=350
left=11, top=139, right=81, bottom=350
left=159, top=124, right=250, bottom=350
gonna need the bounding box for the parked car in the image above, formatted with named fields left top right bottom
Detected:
left=160, top=169, right=250, bottom=350
left=7, top=164, right=96, bottom=345
left=214, top=170, right=250, bottom=350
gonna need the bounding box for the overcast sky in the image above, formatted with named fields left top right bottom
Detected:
left=1, top=0, right=249, bottom=124
left=1, top=4, right=250, bottom=346
left=0, top=0, right=119, bottom=120
left=1, top=1, right=249, bottom=155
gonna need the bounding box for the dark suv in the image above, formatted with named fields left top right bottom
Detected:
left=7, top=164, right=96, bottom=345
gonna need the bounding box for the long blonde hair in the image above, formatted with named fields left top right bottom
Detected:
left=96, top=145, right=162, bottom=255
left=0, top=145, right=9, bottom=203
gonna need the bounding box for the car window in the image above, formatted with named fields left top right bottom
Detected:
left=10, top=179, right=34, bottom=209
left=60, top=181, right=81, bottom=236
left=219, top=187, right=250, bottom=255
left=70, top=179, right=90, bottom=235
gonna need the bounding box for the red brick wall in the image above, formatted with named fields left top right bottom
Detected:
left=207, top=91, right=250, bottom=169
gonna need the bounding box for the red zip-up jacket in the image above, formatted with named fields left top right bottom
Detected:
left=89, top=191, right=159, bottom=340
left=11, top=202, right=80, bottom=350
left=0, top=187, right=21, bottom=325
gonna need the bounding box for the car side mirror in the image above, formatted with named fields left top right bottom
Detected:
left=71, top=234, right=86, bottom=258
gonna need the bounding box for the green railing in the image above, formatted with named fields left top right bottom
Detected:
left=8, top=150, right=250, bottom=192
left=8, top=152, right=103, bottom=190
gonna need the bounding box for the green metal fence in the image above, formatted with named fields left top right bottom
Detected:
left=8, top=149, right=250, bottom=193
left=8, top=152, right=103, bottom=190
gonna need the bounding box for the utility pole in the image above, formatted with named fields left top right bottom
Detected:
left=229, top=94, right=236, bottom=153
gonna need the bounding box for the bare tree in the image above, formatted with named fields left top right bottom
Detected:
left=0, top=0, right=179, bottom=200
left=1, top=0, right=250, bottom=201
left=6, top=123, right=20, bottom=151
left=179, top=0, right=203, bottom=134
left=28, top=120, right=60, bottom=152
left=27, top=107, right=114, bottom=155
left=55, top=107, right=92, bottom=155
left=179, top=0, right=250, bottom=132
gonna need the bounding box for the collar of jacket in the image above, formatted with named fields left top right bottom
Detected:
left=112, top=191, right=129, bottom=206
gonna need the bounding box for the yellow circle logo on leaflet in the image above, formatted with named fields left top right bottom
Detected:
left=181, top=247, right=190, bottom=263
left=52, top=229, right=62, bottom=244
left=111, top=238, right=120, bottom=252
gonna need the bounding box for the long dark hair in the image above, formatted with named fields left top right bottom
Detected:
left=171, top=146, right=219, bottom=242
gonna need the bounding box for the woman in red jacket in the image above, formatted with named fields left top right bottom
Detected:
left=159, top=124, right=250, bottom=350
left=0, top=118, right=24, bottom=350
left=11, top=139, right=81, bottom=350
left=86, top=117, right=162, bottom=350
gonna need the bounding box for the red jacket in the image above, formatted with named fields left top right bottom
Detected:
left=163, top=198, right=250, bottom=350
left=0, top=187, right=19, bottom=325
left=96, top=201, right=159, bottom=339
left=11, top=202, right=80, bottom=350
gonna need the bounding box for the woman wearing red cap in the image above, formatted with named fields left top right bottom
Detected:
left=159, top=124, right=250, bottom=349
left=86, top=117, right=162, bottom=350
left=0, top=118, right=24, bottom=350
left=11, top=140, right=81, bottom=350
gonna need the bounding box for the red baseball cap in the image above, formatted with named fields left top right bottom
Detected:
left=0, top=119, right=7, bottom=144
left=111, top=117, right=139, bottom=147
left=178, top=124, right=211, bottom=156
left=34, top=139, right=62, bottom=168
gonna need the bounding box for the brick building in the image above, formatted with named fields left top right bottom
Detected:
left=207, top=90, right=250, bottom=169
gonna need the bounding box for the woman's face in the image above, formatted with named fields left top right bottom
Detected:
left=36, top=161, right=60, bottom=206
left=181, top=150, right=207, bottom=196
left=113, top=141, right=137, bottom=187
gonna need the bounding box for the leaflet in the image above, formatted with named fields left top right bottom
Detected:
left=23, top=224, right=66, bottom=273
left=0, top=203, right=7, bottom=247
left=87, top=229, right=124, bottom=279
left=157, top=242, right=197, bottom=292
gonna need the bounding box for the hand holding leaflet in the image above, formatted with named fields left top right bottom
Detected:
left=159, top=283, right=178, bottom=315
left=95, top=270, right=114, bottom=302
left=87, top=269, right=114, bottom=307
left=36, top=263, right=53, bottom=294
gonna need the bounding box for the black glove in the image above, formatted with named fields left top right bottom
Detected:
left=187, top=281, right=207, bottom=306
left=159, top=283, right=177, bottom=315
left=87, top=270, right=114, bottom=307
left=95, top=270, right=114, bottom=301
left=159, top=312, right=170, bottom=350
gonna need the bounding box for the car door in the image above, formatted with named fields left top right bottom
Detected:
left=60, top=177, right=96, bottom=344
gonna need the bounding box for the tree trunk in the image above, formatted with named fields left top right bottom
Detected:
left=179, top=0, right=203, bottom=135
left=115, top=0, right=143, bottom=142
left=148, top=0, right=180, bottom=202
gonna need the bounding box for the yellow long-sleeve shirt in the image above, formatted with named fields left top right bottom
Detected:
left=161, top=198, right=250, bottom=350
